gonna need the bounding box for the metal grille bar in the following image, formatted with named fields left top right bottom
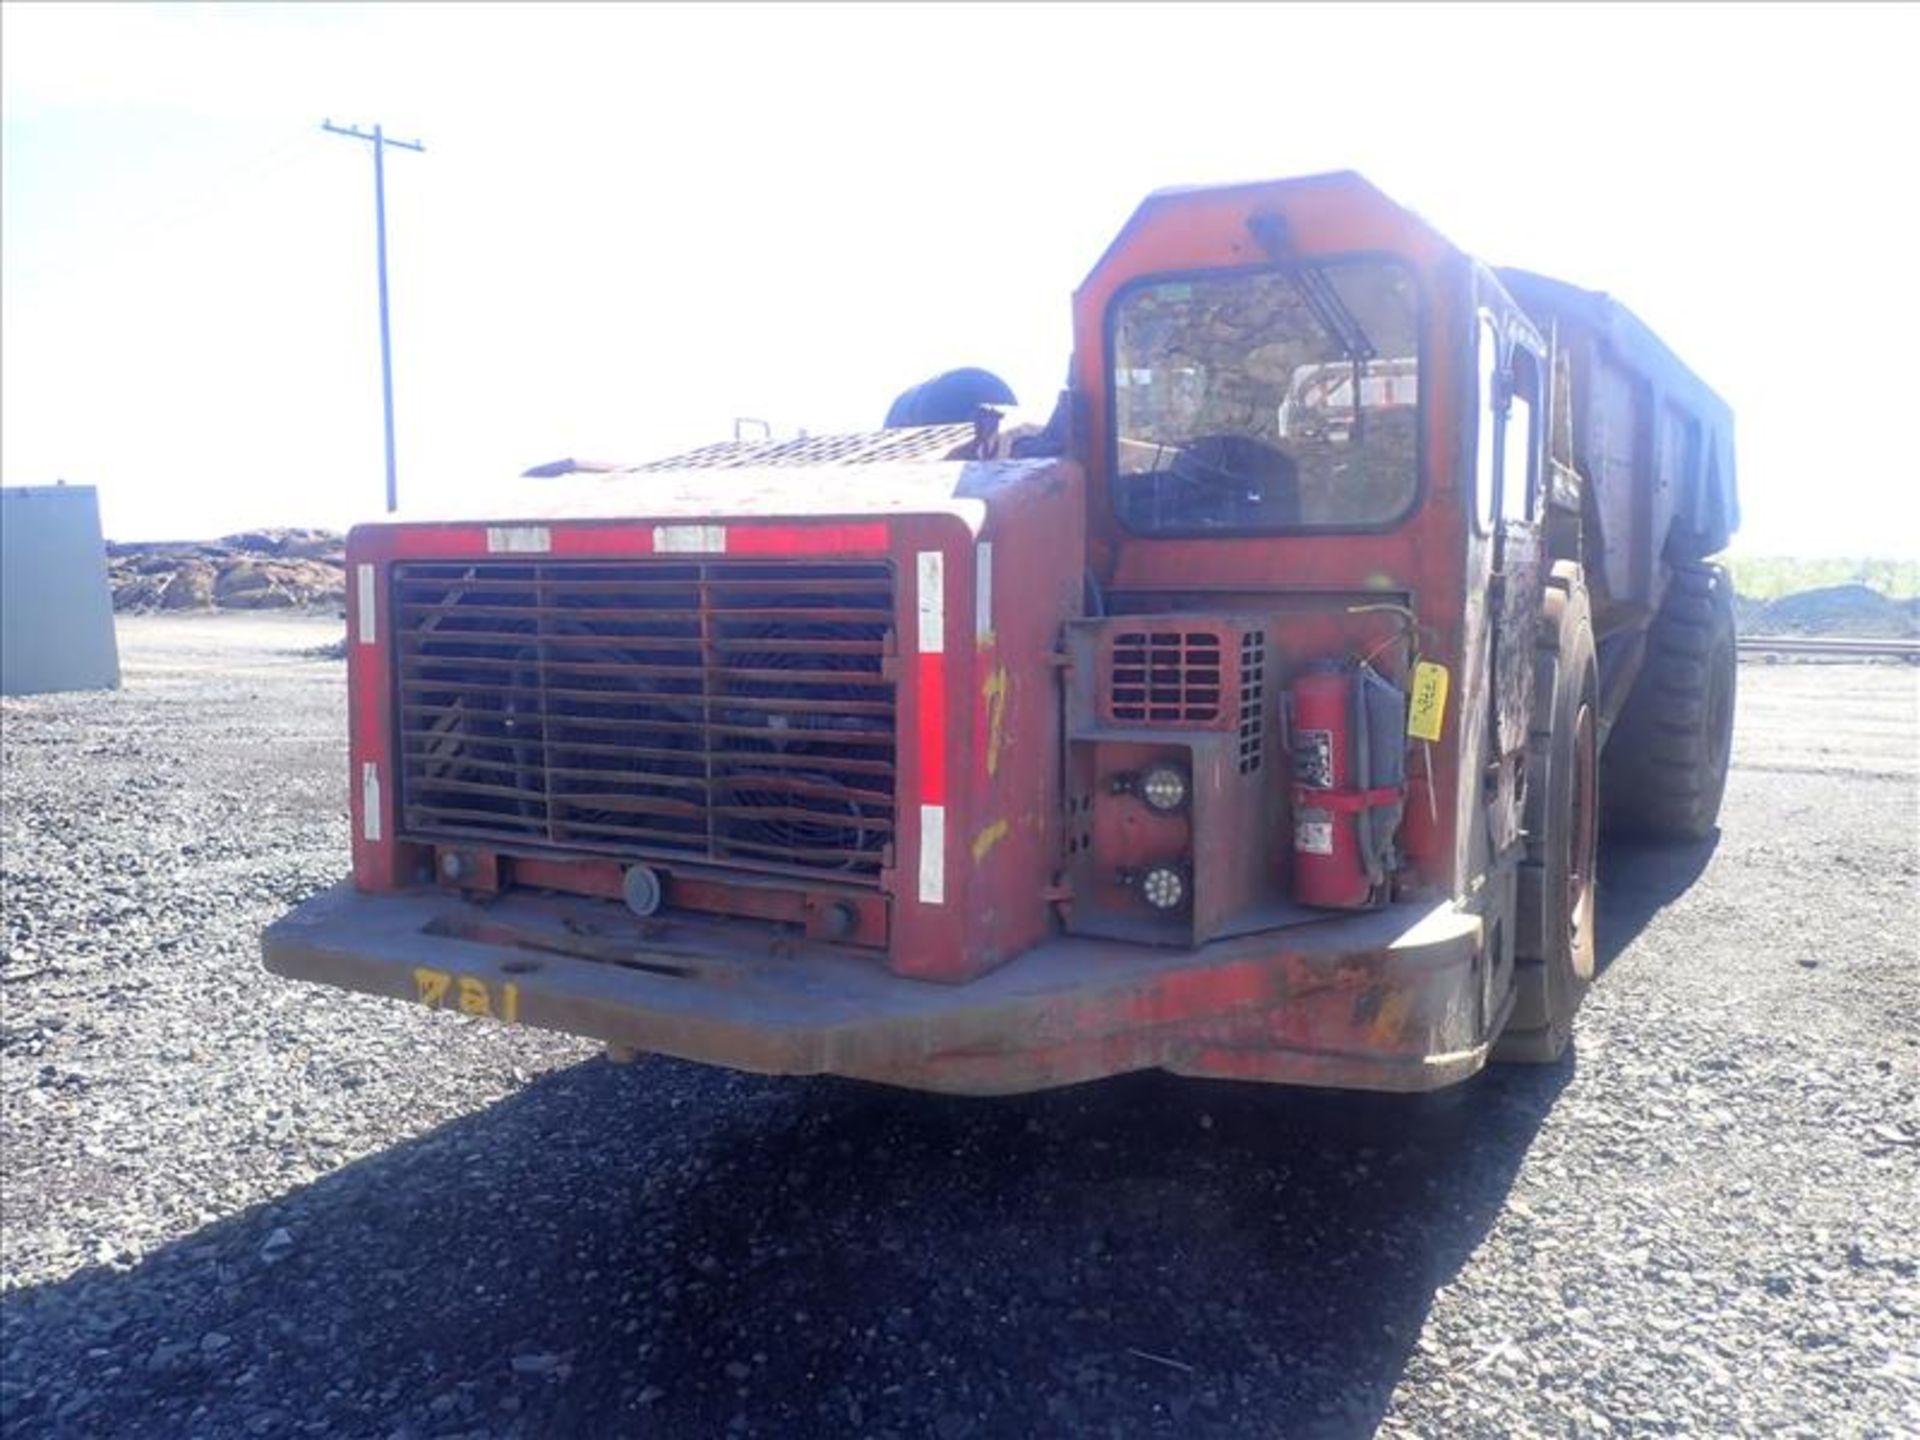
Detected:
left=392, top=559, right=897, bottom=881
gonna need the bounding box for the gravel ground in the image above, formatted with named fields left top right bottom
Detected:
left=2, top=616, right=1916, bottom=1439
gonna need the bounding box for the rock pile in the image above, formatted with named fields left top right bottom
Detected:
left=1739, top=583, right=1920, bottom=639
left=106, top=529, right=344, bottom=613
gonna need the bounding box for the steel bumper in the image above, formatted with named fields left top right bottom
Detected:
left=263, top=882, right=1491, bottom=1096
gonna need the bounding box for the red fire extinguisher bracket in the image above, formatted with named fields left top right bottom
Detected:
left=1288, top=662, right=1409, bottom=909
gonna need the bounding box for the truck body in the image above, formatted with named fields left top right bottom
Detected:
left=265, top=171, right=1739, bottom=1093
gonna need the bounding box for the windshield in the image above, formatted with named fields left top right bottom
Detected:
left=1110, top=260, right=1421, bottom=533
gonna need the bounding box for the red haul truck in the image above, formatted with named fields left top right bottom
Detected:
left=265, top=171, right=1738, bottom=1093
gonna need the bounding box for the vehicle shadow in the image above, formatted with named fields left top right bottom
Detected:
left=1594, top=828, right=1721, bottom=977
left=3, top=1059, right=1572, bottom=1438
left=5, top=841, right=1722, bottom=1439
left=596, top=1063, right=1581, bottom=1440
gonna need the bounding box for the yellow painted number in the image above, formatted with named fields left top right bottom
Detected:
left=1407, top=661, right=1450, bottom=743
left=982, top=666, right=1009, bottom=777
left=412, top=967, right=520, bottom=1023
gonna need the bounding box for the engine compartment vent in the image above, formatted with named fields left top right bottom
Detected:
left=1105, top=629, right=1226, bottom=724
left=392, top=559, right=897, bottom=882
left=1238, top=631, right=1266, bottom=772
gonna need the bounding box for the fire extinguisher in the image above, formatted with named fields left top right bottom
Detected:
left=1287, top=660, right=1408, bottom=909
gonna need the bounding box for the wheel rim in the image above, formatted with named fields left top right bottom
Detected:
left=1568, top=700, right=1598, bottom=979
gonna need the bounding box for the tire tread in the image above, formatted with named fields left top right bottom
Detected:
left=1602, top=562, right=1736, bottom=841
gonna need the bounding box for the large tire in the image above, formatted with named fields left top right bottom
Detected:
left=1496, top=563, right=1600, bottom=1064
left=1602, top=562, right=1737, bottom=841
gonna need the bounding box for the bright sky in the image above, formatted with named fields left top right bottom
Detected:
left=3, top=2, right=1915, bottom=555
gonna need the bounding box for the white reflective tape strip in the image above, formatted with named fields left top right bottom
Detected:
left=918, top=803, right=946, bottom=904
left=361, top=762, right=383, bottom=842
left=916, top=550, right=944, bottom=654
left=974, top=541, right=993, bottom=643
left=487, top=525, right=551, bottom=553
left=654, top=524, right=727, bottom=553
left=355, top=564, right=377, bottom=645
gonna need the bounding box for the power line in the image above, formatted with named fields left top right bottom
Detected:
left=5, top=130, right=324, bottom=290
left=322, top=119, right=425, bottom=515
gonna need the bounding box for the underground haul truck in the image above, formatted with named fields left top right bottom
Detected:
left=265, top=172, right=1739, bottom=1093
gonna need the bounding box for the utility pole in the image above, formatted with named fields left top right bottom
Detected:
left=322, top=120, right=424, bottom=514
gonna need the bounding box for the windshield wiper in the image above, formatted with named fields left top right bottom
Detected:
left=1289, top=264, right=1378, bottom=442
left=1289, top=264, right=1376, bottom=363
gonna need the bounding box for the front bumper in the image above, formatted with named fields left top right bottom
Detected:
left=263, top=882, right=1492, bottom=1095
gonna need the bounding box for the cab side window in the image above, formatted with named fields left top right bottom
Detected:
left=1474, top=316, right=1500, bottom=530
left=1502, top=346, right=1540, bottom=523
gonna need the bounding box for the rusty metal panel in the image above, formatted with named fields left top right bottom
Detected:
left=929, top=459, right=1085, bottom=979
left=263, top=878, right=1489, bottom=1095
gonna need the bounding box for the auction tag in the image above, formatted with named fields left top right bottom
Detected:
left=1407, top=661, right=1450, bottom=742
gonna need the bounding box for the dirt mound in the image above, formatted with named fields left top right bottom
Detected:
left=107, top=529, right=345, bottom=613
left=1741, top=583, right=1920, bottom=639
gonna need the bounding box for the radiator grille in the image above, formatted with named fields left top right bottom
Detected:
left=1107, top=629, right=1224, bottom=723
left=392, top=560, right=896, bottom=881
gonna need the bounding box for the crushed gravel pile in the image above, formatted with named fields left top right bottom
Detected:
left=1, top=617, right=1916, bottom=1438
left=1738, top=583, right=1920, bottom=639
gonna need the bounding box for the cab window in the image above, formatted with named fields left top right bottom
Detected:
left=1502, top=346, right=1540, bottom=523
left=1110, top=260, right=1420, bottom=534
left=1475, top=316, right=1500, bottom=530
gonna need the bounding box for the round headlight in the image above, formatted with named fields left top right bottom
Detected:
left=1139, top=864, right=1187, bottom=912
left=1138, top=762, right=1190, bottom=814
left=622, top=863, right=664, bottom=918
